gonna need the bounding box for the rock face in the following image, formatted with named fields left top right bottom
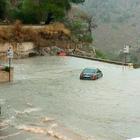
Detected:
left=0, top=41, right=95, bottom=60
left=0, top=42, right=64, bottom=58
left=14, top=42, right=37, bottom=58
left=0, top=21, right=94, bottom=59
left=0, top=42, right=37, bottom=59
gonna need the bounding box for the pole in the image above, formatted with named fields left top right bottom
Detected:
left=9, top=58, right=11, bottom=82
left=123, top=53, right=127, bottom=70
left=7, top=47, right=13, bottom=82
left=125, top=53, right=126, bottom=65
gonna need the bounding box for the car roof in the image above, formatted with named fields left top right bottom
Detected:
left=82, top=68, right=98, bottom=73
left=84, top=68, right=98, bottom=70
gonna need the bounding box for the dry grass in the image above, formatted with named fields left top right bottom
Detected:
left=0, top=21, right=71, bottom=44
left=0, top=28, right=9, bottom=42
left=41, top=22, right=71, bottom=36
left=0, top=21, right=72, bottom=53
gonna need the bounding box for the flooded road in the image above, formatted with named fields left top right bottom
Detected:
left=0, top=56, right=140, bottom=140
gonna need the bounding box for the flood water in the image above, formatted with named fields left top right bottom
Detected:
left=0, top=56, right=140, bottom=140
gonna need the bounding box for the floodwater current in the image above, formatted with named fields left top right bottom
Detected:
left=0, top=56, right=140, bottom=140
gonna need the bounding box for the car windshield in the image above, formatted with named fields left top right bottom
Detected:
left=83, top=68, right=96, bottom=73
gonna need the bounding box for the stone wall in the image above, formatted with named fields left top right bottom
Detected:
left=0, top=43, right=13, bottom=52
left=0, top=42, right=35, bottom=59
left=0, top=42, right=35, bottom=52
left=14, top=42, right=36, bottom=58
left=16, top=42, right=35, bottom=52
left=0, top=68, right=13, bottom=83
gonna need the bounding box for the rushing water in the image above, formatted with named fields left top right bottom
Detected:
left=0, top=56, right=140, bottom=140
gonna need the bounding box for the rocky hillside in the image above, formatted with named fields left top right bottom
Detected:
left=0, top=20, right=95, bottom=58
left=80, top=0, right=140, bottom=62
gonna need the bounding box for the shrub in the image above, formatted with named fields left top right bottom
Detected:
left=95, top=49, right=107, bottom=59
left=2, top=66, right=10, bottom=72
left=79, top=34, right=93, bottom=43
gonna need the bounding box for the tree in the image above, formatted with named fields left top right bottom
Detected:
left=80, top=14, right=97, bottom=33
left=70, top=0, right=85, bottom=4
left=0, top=0, right=7, bottom=20
left=9, top=0, right=85, bottom=24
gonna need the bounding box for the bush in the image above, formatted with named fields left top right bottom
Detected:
left=2, top=66, right=10, bottom=72
left=95, top=49, right=107, bottom=59
left=79, top=34, right=93, bottom=43
left=133, top=64, right=140, bottom=68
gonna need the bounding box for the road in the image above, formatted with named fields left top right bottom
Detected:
left=0, top=56, right=140, bottom=140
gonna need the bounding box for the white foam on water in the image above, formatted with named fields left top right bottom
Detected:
left=127, top=138, right=140, bottom=140
left=0, top=99, right=6, bottom=105
left=15, top=107, right=42, bottom=116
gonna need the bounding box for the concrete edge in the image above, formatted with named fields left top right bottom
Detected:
left=69, top=54, right=133, bottom=67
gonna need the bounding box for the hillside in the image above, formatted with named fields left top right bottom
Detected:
left=80, top=0, right=140, bottom=62
left=0, top=0, right=95, bottom=58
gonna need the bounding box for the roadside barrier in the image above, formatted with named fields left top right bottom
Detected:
left=69, top=54, right=136, bottom=67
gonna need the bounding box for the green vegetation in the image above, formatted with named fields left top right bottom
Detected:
left=0, top=0, right=7, bottom=20
left=95, top=49, right=107, bottom=59
left=66, top=17, right=93, bottom=44
left=0, top=0, right=85, bottom=24
left=0, top=0, right=95, bottom=57
left=80, top=34, right=93, bottom=43
left=2, top=66, right=10, bottom=72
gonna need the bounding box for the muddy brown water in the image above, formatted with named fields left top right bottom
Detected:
left=0, top=56, right=140, bottom=140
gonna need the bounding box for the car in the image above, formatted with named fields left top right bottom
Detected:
left=57, top=50, right=66, bottom=56
left=80, top=68, right=103, bottom=80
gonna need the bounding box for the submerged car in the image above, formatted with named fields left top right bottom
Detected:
left=80, top=68, right=103, bottom=80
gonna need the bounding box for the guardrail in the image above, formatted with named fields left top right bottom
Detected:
left=69, top=54, right=136, bottom=68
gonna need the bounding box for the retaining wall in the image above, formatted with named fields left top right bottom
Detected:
left=0, top=68, right=13, bottom=83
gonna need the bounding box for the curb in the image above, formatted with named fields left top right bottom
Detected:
left=69, top=54, right=133, bottom=67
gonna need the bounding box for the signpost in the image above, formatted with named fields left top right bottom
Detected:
left=123, top=45, right=130, bottom=54
left=7, top=47, right=13, bottom=82
left=123, top=45, right=130, bottom=65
